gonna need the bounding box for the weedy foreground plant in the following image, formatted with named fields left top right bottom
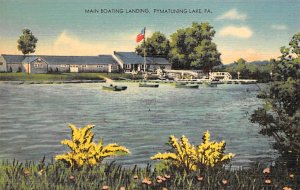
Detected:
left=1, top=158, right=299, bottom=189
left=151, top=131, right=234, bottom=172
left=55, top=124, right=130, bottom=168
left=0, top=127, right=299, bottom=189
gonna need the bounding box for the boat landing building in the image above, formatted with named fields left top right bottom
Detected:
left=0, top=52, right=171, bottom=74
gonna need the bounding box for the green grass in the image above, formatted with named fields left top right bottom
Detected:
left=97, top=73, right=159, bottom=80
left=0, top=159, right=299, bottom=190
left=0, top=73, right=105, bottom=81
left=0, top=73, right=159, bottom=81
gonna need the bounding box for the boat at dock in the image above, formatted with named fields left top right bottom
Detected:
left=139, top=83, right=159, bottom=88
left=175, top=83, right=199, bottom=89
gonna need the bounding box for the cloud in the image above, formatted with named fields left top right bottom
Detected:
left=219, top=48, right=280, bottom=64
left=271, top=24, right=287, bottom=30
left=219, top=26, right=253, bottom=39
left=216, top=9, right=247, bottom=20
left=35, top=31, right=137, bottom=55
left=0, top=30, right=154, bottom=55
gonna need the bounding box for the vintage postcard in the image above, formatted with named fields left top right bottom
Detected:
left=0, top=0, right=299, bottom=189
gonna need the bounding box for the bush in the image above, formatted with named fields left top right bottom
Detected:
left=151, top=131, right=234, bottom=172
left=55, top=124, right=130, bottom=168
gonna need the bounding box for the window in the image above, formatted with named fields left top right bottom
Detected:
left=0, top=62, right=3, bottom=66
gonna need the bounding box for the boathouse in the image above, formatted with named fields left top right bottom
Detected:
left=113, top=51, right=171, bottom=73
left=0, top=52, right=171, bottom=73
left=0, top=54, right=119, bottom=73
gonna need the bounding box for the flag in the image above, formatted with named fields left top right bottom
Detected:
left=136, top=28, right=145, bottom=42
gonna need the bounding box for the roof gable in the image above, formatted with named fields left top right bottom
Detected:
left=114, top=52, right=145, bottom=64
left=22, top=56, right=48, bottom=64
left=1, top=54, right=25, bottom=63
left=114, top=52, right=170, bottom=65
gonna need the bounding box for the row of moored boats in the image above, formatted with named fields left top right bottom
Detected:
left=102, top=82, right=217, bottom=91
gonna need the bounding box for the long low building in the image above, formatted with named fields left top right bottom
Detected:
left=0, top=54, right=119, bottom=73
left=0, top=52, right=171, bottom=74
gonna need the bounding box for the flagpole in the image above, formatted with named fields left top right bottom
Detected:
left=143, top=27, right=146, bottom=73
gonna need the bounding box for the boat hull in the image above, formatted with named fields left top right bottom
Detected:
left=102, top=85, right=124, bottom=91
left=102, top=86, right=120, bottom=91
left=175, top=83, right=199, bottom=89
left=115, top=86, right=127, bottom=90
left=139, top=83, right=159, bottom=88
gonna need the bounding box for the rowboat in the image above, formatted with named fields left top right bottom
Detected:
left=102, top=84, right=127, bottom=91
left=115, top=85, right=127, bottom=90
left=139, top=83, right=159, bottom=88
left=175, top=83, right=199, bottom=89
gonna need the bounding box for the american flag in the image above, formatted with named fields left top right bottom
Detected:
left=136, top=28, right=145, bottom=42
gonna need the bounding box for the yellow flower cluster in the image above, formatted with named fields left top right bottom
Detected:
left=55, top=124, right=130, bottom=168
left=151, top=131, right=234, bottom=171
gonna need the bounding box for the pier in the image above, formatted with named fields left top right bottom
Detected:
left=128, top=78, right=257, bottom=85
left=151, top=70, right=257, bottom=85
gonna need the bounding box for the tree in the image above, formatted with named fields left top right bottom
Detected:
left=251, top=33, right=300, bottom=163
left=169, top=22, right=221, bottom=70
left=136, top=31, right=170, bottom=57
left=235, top=58, right=246, bottom=66
left=17, top=29, right=38, bottom=73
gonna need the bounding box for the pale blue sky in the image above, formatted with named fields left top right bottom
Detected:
left=0, top=0, right=299, bottom=63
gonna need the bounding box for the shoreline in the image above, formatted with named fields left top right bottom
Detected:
left=0, top=79, right=106, bottom=85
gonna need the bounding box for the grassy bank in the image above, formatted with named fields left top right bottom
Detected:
left=0, top=73, right=159, bottom=81
left=0, top=159, right=299, bottom=190
left=0, top=73, right=105, bottom=81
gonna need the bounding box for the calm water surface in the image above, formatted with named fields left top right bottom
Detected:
left=0, top=82, right=276, bottom=166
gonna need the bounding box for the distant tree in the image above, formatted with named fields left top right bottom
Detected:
left=17, top=29, right=38, bottom=73
left=289, top=32, right=300, bottom=56
left=251, top=33, right=300, bottom=163
left=169, top=22, right=221, bottom=70
left=136, top=31, right=170, bottom=57
left=233, top=58, right=247, bottom=74
left=218, top=59, right=274, bottom=82
left=235, top=58, right=246, bottom=65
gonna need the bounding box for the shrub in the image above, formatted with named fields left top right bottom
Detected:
left=151, top=131, right=234, bottom=172
left=55, top=124, right=130, bottom=168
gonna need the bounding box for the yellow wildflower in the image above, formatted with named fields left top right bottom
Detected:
left=151, top=131, right=234, bottom=171
left=55, top=124, right=130, bottom=168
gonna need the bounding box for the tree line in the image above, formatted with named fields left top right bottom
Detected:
left=136, top=22, right=221, bottom=71
left=216, top=58, right=274, bottom=82
left=251, top=32, right=300, bottom=165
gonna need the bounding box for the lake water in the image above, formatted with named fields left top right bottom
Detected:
left=0, top=82, right=277, bottom=167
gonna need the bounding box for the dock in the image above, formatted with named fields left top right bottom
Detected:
left=128, top=79, right=257, bottom=85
